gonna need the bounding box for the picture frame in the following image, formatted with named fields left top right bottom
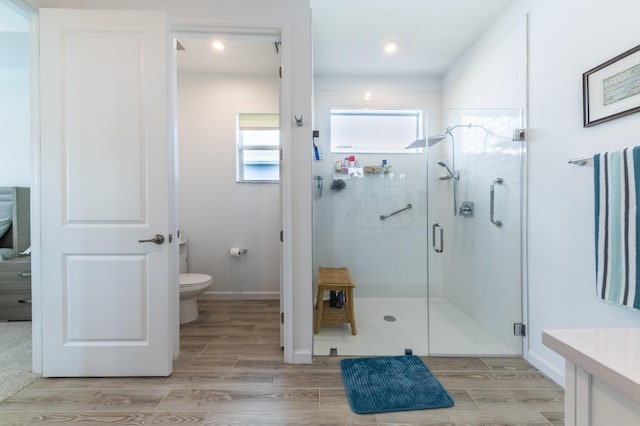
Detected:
left=583, top=43, right=640, bottom=127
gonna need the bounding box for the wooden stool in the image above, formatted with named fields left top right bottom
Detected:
left=314, top=267, right=357, bottom=335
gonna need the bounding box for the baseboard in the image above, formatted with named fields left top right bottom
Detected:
left=293, top=349, right=313, bottom=364
left=200, top=291, right=280, bottom=300
left=526, top=349, right=565, bottom=387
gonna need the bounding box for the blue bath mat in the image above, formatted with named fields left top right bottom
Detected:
left=340, top=355, right=454, bottom=414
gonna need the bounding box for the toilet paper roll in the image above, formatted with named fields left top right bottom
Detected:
left=229, top=248, right=246, bottom=257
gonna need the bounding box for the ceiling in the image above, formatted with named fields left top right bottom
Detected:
left=312, top=0, right=515, bottom=77
left=176, top=0, right=515, bottom=77
left=176, top=36, right=281, bottom=75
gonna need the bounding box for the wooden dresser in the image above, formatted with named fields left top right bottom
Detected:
left=0, top=256, right=31, bottom=320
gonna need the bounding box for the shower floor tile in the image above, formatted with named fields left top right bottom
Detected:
left=313, top=297, right=519, bottom=356
left=314, top=297, right=429, bottom=356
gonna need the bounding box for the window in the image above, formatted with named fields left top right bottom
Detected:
left=330, top=109, right=422, bottom=154
left=236, top=113, right=280, bottom=183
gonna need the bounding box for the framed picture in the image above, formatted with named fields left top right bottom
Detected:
left=583, top=44, right=640, bottom=127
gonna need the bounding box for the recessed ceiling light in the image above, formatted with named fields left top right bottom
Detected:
left=384, top=41, right=398, bottom=54
left=211, top=39, right=225, bottom=51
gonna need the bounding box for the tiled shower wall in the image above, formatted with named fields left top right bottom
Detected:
left=431, top=108, right=524, bottom=354
left=437, top=14, right=527, bottom=354
left=312, top=77, right=442, bottom=297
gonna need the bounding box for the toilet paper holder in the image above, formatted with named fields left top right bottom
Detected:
left=229, top=248, right=248, bottom=256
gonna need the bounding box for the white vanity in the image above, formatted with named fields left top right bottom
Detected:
left=542, top=328, right=640, bottom=426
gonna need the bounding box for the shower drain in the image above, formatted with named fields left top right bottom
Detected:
left=383, top=315, right=396, bottom=322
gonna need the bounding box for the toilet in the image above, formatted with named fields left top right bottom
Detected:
left=179, top=234, right=213, bottom=324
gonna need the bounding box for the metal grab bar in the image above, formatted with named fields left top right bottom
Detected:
left=490, top=178, right=503, bottom=228
left=432, top=223, right=443, bottom=253
left=380, top=203, right=412, bottom=220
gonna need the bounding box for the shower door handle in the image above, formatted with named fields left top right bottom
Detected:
left=490, top=178, right=503, bottom=228
left=432, top=223, right=443, bottom=253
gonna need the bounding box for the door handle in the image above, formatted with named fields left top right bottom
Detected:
left=432, top=223, right=443, bottom=253
left=138, top=234, right=165, bottom=245
left=490, top=178, right=503, bottom=228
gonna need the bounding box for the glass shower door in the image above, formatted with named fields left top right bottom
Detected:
left=427, top=108, right=525, bottom=356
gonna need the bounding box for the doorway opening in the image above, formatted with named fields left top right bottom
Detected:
left=0, top=0, right=37, bottom=400
left=173, top=30, right=285, bottom=350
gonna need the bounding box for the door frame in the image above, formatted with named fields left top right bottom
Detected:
left=24, top=11, right=297, bottom=374
left=170, top=20, right=294, bottom=362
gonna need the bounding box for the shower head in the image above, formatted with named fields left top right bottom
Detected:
left=437, top=161, right=454, bottom=176
left=427, top=134, right=447, bottom=146
left=405, top=129, right=453, bottom=149
left=405, top=137, right=427, bottom=149
left=410, top=123, right=497, bottom=150
left=437, top=161, right=459, bottom=180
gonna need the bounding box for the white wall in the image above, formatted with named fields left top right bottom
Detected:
left=447, top=0, right=640, bottom=384
left=313, top=76, right=442, bottom=296
left=0, top=4, right=30, bottom=186
left=526, top=0, right=640, bottom=384
left=0, top=68, right=29, bottom=186
left=178, top=73, right=280, bottom=298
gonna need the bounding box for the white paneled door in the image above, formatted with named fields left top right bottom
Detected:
left=40, top=9, right=174, bottom=376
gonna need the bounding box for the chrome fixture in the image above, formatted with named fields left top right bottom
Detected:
left=406, top=125, right=470, bottom=217
left=512, top=128, right=526, bottom=141
left=138, top=234, right=165, bottom=244
left=437, top=161, right=459, bottom=216
left=432, top=223, right=443, bottom=253
left=437, top=161, right=458, bottom=180
left=459, top=201, right=474, bottom=218
left=568, top=156, right=592, bottom=166
left=406, top=123, right=515, bottom=217
left=380, top=203, right=412, bottom=220
left=490, top=178, right=504, bottom=228
left=405, top=123, right=497, bottom=150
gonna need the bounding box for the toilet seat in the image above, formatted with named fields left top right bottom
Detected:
left=179, top=273, right=212, bottom=288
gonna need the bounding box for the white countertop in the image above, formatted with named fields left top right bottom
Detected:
left=542, top=328, right=640, bottom=403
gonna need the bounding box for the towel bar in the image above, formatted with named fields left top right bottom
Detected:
left=568, top=157, right=593, bottom=166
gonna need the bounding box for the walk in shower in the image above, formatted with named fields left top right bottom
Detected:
left=312, top=107, right=525, bottom=357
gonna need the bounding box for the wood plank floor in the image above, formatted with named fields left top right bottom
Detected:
left=0, top=300, right=564, bottom=425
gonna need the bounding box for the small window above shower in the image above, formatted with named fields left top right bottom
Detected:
left=330, top=109, right=423, bottom=154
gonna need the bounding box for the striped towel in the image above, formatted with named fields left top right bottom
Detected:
left=594, top=147, right=640, bottom=310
